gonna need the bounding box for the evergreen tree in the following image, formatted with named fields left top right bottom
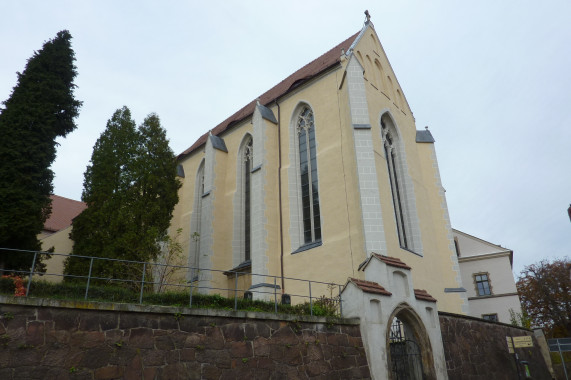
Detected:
left=65, top=107, right=181, bottom=284
left=0, top=30, right=81, bottom=271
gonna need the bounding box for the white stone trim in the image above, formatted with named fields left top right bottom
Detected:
left=191, top=138, right=217, bottom=291
left=342, top=256, right=449, bottom=379
left=250, top=108, right=270, bottom=286
left=187, top=159, right=204, bottom=283
left=346, top=55, right=387, bottom=256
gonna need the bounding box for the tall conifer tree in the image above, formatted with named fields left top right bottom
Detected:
left=0, top=30, right=81, bottom=270
left=66, top=107, right=180, bottom=283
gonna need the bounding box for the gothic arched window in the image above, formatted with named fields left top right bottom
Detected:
left=382, top=119, right=409, bottom=249
left=297, top=107, right=321, bottom=244
left=232, top=135, right=253, bottom=266
left=242, top=137, right=253, bottom=261
left=189, top=160, right=205, bottom=280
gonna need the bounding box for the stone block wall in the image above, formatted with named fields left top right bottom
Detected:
left=439, top=312, right=552, bottom=380
left=0, top=296, right=370, bottom=379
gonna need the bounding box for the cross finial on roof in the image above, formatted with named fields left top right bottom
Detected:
left=365, top=10, right=371, bottom=24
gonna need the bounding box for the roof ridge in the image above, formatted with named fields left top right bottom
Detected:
left=50, top=194, right=84, bottom=204
left=177, top=31, right=360, bottom=160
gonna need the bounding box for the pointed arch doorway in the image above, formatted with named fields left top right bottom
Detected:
left=386, top=304, right=437, bottom=380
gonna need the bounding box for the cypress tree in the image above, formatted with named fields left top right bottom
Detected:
left=0, top=30, right=82, bottom=271
left=66, top=107, right=181, bottom=284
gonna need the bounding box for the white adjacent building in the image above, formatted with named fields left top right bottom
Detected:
left=453, top=229, right=522, bottom=323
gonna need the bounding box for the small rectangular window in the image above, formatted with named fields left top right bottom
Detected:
left=474, top=273, right=492, bottom=296
left=482, top=313, right=498, bottom=322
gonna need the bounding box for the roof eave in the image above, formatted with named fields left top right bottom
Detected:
left=176, top=61, right=344, bottom=162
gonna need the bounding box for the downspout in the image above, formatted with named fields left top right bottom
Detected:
left=275, top=98, right=285, bottom=294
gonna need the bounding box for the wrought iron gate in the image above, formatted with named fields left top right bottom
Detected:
left=389, top=319, right=424, bottom=380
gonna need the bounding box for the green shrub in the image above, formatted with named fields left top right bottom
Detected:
left=2, top=279, right=339, bottom=318
left=143, top=291, right=189, bottom=306
left=0, top=277, right=15, bottom=294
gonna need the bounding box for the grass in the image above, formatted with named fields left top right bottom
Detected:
left=0, top=277, right=339, bottom=317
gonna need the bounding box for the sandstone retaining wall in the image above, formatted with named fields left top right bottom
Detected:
left=0, top=296, right=370, bottom=379
left=439, top=312, right=552, bottom=380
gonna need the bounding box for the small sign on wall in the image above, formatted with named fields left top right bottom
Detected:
left=513, top=336, right=533, bottom=348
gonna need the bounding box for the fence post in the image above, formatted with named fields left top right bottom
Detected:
left=189, top=280, right=194, bottom=308
left=274, top=277, right=277, bottom=313
left=338, top=284, right=343, bottom=317
left=139, top=263, right=146, bottom=304
left=234, top=272, right=238, bottom=311
left=85, top=257, right=94, bottom=300
left=558, top=341, right=569, bottom=380
left=309, top=281, right=313, bottom=316
left=26, top=251, right=38, bottom=297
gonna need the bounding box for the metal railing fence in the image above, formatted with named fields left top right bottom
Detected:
left=0, top=248, right=344, bottom=317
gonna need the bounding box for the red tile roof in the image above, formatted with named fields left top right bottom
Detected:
left=177, top=31, right=360, bottom=160
left=348, top=278, right=392, bottom=296
left=43, top=195, right=86, bottom=233
left=414, top=289, right=437, bottom=303
left=371, top=253, right=411, bottom=270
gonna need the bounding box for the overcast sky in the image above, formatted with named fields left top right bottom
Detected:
left=1, top=1, right=569, bottom=276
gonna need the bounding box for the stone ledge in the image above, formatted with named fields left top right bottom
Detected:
left=438, top=310, right=531, bottom=331
left=0, top=295, right=360, bottom=325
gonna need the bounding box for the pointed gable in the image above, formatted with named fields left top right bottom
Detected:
left=177, top=31, right=360, bottom=160
left=453, top=229, right=512, bottom=257
left=350, top=23, right=412, bottom=115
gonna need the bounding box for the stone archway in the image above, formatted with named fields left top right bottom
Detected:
left=386, top=303, right=437, bottom=380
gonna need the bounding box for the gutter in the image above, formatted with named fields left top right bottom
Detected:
left=275, top=99, right=285, bottom=294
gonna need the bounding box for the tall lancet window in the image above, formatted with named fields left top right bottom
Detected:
left=297, top=106, right=321, bottom=244
left=382, top=120, right=409, bottom=249
left=242, top=138, right=253, bottom=261
left=189, top=161, right=205, bottom=279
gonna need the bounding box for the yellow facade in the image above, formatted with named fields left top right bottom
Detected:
left=39, top=226, right=73, bottom=282
left=171, top=23, right=467, bottom=314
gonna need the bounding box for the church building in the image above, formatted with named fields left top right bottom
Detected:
left=170, top=14, right=468, bottom=317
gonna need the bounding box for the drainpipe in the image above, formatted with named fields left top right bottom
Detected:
left=275, top=98, right=285, bottom=294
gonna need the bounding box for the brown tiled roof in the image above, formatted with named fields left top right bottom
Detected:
left=177, top=31, right=360, bottom=160
left=371, top=253, right=411, bottom=270
left=349, top=278, right=392, bottom=296
left=414, top=289, right=437, bottom=303
left=43, top=195, right=86, bottom=233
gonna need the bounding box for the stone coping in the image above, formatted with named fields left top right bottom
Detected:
left=0, top=295, right=360, bottom=325
left=438, top=310, right=532, bottom=331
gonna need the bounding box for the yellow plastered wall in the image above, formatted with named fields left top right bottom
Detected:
left=277, top=68, right=368, bottom=300
left=39, top=226, right=73, bottom=282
